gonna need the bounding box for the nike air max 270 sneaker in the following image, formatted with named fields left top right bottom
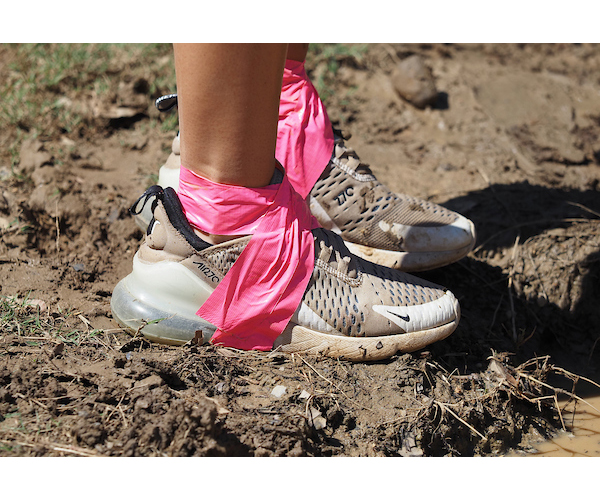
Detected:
left=138, top=112, right=475, bottom=272
left=309, top=131, right=475, bottom=271
left=112, top=186, right=460, bottom=361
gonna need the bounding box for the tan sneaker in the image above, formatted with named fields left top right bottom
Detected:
left=113, top=186, right=460, bottom=361
left=309, top=131, right=476, bottom=271
left=140, top=99, right=475, bottom=272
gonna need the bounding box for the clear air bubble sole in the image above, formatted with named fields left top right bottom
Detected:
left=110, top=255, right=217, bottom=345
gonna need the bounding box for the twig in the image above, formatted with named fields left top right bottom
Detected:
left=55, top=199, right=60, bottom=253
left=567, top=201, right=600, bottom=219
left=508, top=236, right=520, bottom=344
left=589, top=336, right=600, bottom=364
left=299, top=356, right=347, bottom=397
left=554, top=394, right=567, bottom=431
left=0, top=438, right=98, bottom=457
left=436, top=401, right=486, bottom=441
left=550, top=366, right=600, bottom=391
left=298, top=355, right=371, bottom=411
left=518, top=372, right=600, bottom=414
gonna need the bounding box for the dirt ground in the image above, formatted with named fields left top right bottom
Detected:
left=1, top=43, right=599, bottom=457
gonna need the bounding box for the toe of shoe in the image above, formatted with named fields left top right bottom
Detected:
left=371, top=288, right=459, bottom=334
left=399, top=214, right=475, bottom=253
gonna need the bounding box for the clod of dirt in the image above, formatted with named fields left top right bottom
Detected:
left=391, top=54, right=438, bottom=109
left=18, top=138, right=53, bottom=174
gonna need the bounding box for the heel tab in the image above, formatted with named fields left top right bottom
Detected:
left=161, top=187, right=212, bottom=252
left=130, top=185, right=164, bottom=217
left=155, top=94, right=178, bottom=112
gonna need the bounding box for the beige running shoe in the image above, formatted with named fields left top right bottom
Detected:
left=139, top=114, right=475, bottom=272
left=309, top=131, right=475, bottom=271
left=113, top=186, right=460, bottom=361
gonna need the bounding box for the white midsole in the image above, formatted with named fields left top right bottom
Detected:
left=125, top=253, right=215, bottom=321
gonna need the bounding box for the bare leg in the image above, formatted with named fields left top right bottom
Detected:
left=174, top=43, right=287, bottom=188
left=287, top=43, right=309, bottom=62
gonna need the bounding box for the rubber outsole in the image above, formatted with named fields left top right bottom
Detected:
left=274, top=315, right=459, bottom=361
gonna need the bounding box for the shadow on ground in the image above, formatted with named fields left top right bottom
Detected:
left=421, top=181, right=600, bottom=378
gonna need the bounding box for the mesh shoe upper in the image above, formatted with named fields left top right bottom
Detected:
left=309, top=132, right=472, bottom=254
left=147, top=130, right=474, bottom=272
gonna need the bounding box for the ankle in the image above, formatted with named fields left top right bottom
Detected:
left=193, top=228, right=244, bottom=245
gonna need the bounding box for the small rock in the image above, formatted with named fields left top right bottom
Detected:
left=309, top=407, right=327, bottom=430
left=60, top=136, right=76, bottom=148
left=135, top=398, right=150, bottom=410
left=298, top=390, right=311, bottom=401
left=391, top=54, right=438, bottom=109
left=134, top=374, right=163, bottom=389
left=271, top=385, right=287, bottom=398
left=19, top=297, right=47, bottom=313
left=0, top=166, right=11, bottom=181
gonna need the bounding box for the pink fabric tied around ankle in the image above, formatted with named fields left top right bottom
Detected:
left=276, top=59, right=334, bottom=199
left=178, top=166, right=320, bottom=351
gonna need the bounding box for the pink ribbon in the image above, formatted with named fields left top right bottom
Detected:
left=178, top=166, right=320, bottom=351
left=276, top=59, right=334, bottom=199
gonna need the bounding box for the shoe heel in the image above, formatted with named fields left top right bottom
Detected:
left=110, top=255, right=217, bottom=345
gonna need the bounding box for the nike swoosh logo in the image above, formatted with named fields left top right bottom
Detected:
left=372, top=296, right=457, bottom=332
left=388, top=311, right=410, bottom=322
left=372, top=305, right=413, bottom=328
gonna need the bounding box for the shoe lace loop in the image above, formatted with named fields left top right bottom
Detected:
left=332, top=130, right=377, bottom=182
left=315, top=234, right=362, bottom=286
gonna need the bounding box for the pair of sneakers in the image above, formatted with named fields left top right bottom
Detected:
left=111, top=114, right=475, bottom=361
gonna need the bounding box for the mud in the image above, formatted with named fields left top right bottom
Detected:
left=524, top=393, right=600, bottom=456
left=1, top=43, right=599, bottom=456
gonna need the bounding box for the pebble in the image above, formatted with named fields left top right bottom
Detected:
left=309, top=407, right=327, bottom=430
left=271, top=385, right=287, bottom=398
left=0, top=166, right=11, bottom=181
left=391, top=54, right=438, bottom=109
left=298, top=390, right=311, bottom=401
